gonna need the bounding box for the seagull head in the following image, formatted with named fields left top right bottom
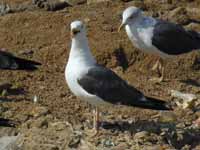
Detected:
left=70, top=20, right=86, bottom=38
left=118, top=6, right=142, bottom=32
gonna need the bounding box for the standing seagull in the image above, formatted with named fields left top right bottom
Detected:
left=0, top=50, right=41, bottom=70
left=119, top=6, right=200, bottom=82
left=65, top=20, right=171, bottom=134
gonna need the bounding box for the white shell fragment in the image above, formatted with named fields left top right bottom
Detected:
left=170, top=90, right=198, bottom=109
left=33, top=95, right=38, bottom=104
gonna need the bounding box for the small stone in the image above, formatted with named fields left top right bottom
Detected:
left=87, top=0, right=110, bottom=5
left=158, top=112, right=177, bottom=123
left=32, top=117, right=49, bottom=128
left=50, top=122, right=67, bottom=131
left=164, top=7, right=190, bottom=24
left=102, top=138, right=115, bottom=147
left=66, top=0, right=87, bottom=5
left=134, top=131, right=150, bottom=143
left=0, top=3, right=10, bottom=16
left=68, top=135, right=81, bottom=148
left=31, top=106, right=49, bottom=118
left=0, top=135, right=19, bottom=150
left=111, top=143, right=129, bottom=150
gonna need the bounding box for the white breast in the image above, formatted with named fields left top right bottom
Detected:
left=65, top=58, right=108, bottom=106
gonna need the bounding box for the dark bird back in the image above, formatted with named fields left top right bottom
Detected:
left=78, top=65, right=172, bottom=111
left=152, top=20, right=200, bottom=55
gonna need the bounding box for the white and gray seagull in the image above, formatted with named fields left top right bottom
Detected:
left=119, top=6, right=200, bottom=82
left=65, top=20, right=171, bottom=134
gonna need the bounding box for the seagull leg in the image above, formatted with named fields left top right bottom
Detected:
left=150, top=59, right=165, bottom=83
left=157, top=59, right=165, bottom=82
left=95, top=107, right=99, bottom=133
left=152, top=58, right=160, bottom=71
left=87, top=107, right=99, bottom=137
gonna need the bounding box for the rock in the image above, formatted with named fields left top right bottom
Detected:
left=68, top=132, right=82, bottom=148
left=134, top=131, right=150, bottom=143
left=171, top=90, right=198, bottom=109
left=17, top=119, right=73, bottom=149
left=87, top=0, right=110, bottom=5
left=127, top=1, right=146, bottom=10
left=102, top=138, right=115, bottom=148
left=193, top=117, right=200, bottom=128
left=18, top=49, right=34, bottom=55
left=66, top=0, right=87, bottom=5
left=30, top=106, right=49, bottom=118
left=186, top=7, right=200, bottom=20
left=186, top=23, right=200, bottom=31
left=163, top=7, right=190, bottom=25
left=158, top=112, right=177, bottom=123
left=50, top=121, right=67, bottom=131
left=32, top=117, right=49, bottom=128
left=111, top=143, right=130, bottom=150
left=0, top=3, right=11, bottom=16
left=0, top=135, right=19, bottom=150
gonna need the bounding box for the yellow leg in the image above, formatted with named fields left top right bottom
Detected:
left=87, top=107, right=99, bottom=137
left=150, top=58, right=165, bottom=83
left=95, top=107, right=99, bottom=132
left=158, top=59, right=164, bottom=82
left=152, top=58, right=160, bottom=71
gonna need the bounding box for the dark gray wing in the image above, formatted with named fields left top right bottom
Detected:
left=152, top=19, right=200, bottom=55
left=0, top=51, right=41, bottom=70
left=78, top=65, right=170, bottom=110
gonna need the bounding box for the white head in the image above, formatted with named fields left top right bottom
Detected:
left=118, top=6, right=143, bottom=31
left=70, top=20, right=86, bottom=39
left=69, top=20, right=96, bottom=65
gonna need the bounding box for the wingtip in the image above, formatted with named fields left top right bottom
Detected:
left=145, top=96, right=173, bottom=111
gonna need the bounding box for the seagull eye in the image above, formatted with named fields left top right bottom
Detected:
left=129, top=16, right=134, bottom=20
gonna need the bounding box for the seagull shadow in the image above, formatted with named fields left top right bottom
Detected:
left=100, top=120, right=200, bottom=149
left=0, top=118, right=17, bottom=127
left=112, top=46, right=129, bottom=71
left=0, top=97, right=23, bottom=102
left=7, top=87, right=25, bottom=96
left=180, top=79, right=200, bottom=87
left=0, top=83, right=25, bottom=96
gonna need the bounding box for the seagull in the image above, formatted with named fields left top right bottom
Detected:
left=0, top=50, right=41, bottom=70
left=65, top=20, right=171, bottom=135
left=119, top=6, right=200, bottom=82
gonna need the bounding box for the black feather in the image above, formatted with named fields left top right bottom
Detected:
left=78, top=65, right=171, bottom=111
left=152, top=19, right=200, bottom=55
left=0, top=51, right=41, bottom=71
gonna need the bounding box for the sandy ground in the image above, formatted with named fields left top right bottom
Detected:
left=0, top=0, right=200, bottom=149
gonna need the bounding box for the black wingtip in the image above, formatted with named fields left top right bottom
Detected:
left=143, top=96, right=173, bottom=111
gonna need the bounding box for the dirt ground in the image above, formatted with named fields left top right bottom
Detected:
left=0, top=0, right=200, bottom=149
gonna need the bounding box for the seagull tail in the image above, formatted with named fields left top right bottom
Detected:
left=138, top=96, right=172, bottom=111
left=12, top=57, right=41, bottom=71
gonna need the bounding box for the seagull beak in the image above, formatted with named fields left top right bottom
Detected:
left=71, top=28, right=80, bottom=38
left=118, top=23, right=125, bottom=32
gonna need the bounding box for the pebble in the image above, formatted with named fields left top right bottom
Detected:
left=134, top=131, right=150, bottom=143
left=0, top=3, right=10, bottom=16
left=158, top=112, right=177, bottom=123
left=102, top=138, right=115, bottom=147
left=30, top=106, right=49, bottom=118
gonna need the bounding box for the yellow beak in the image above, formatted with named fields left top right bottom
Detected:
left=70, top=28, right=80, bottom=38
left=118, top=23, right=125, bottom=32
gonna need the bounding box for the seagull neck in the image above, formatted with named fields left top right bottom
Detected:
left=70, top=35, right=96, bottom=65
